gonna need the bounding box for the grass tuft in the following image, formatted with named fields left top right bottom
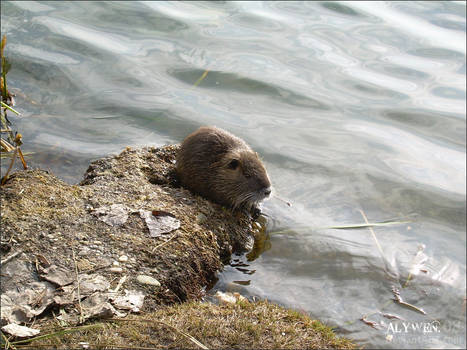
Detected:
left=14, top=301, right=355, bottom=349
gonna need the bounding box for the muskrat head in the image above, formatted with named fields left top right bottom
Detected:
left=215, top=150, right=272, bottom=211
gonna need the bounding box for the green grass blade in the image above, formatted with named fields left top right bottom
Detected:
left=194, top=70, right=209, bottom=86
left=1, top=101, right=20, bottom=115
left=318, top=220, right=411, bottom=230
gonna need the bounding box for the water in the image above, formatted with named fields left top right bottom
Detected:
left=1, top=1, right=465, bottom=348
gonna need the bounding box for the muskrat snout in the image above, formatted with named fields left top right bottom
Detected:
left=257, top=186, right=272, bottom=203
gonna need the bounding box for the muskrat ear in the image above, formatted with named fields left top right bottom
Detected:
left=228, top=159, right=239, bottom=170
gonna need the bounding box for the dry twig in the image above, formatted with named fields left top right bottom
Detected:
left=0, top=250, right=22, bottom=265
left=72, top=249, right=85, bottom=324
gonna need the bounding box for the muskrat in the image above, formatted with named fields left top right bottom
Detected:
left=176, top=126, right=271, bottom=211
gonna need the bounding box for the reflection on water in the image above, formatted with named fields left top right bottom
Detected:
left=1, top=1, right=465, bottom=348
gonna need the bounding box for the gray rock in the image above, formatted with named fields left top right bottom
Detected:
left=136, top=275, right=161, bottom=287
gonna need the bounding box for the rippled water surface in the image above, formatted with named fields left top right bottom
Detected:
left=2, top=1, right=466, bottom=348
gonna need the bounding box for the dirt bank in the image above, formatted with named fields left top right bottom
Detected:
left=0, top=145, right=355, bottom=349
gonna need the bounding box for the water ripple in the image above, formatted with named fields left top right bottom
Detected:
left=2, top=2, right=465, bottom=348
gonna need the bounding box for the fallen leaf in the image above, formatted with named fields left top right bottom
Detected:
left=40, top=265, right=75, bottom=287
left=111, top=290, right=145, bottom=312
left=92, top=204, right=129, bottom=226
left=2, top=323, right=40, bottom=337
left=360, top=317, right=380, bottom=329
left=139, top=210, right=180, bottom=237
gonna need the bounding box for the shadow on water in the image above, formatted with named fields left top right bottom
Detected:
left=169, top=68, right=331, bottom=110
left=320, top=2, right=365, bottom=17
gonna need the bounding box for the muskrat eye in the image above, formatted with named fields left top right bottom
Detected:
left=228, top=159, right=239, bottom=170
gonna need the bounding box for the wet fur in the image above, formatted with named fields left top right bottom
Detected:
left=176, top=126, right=271, bottom=211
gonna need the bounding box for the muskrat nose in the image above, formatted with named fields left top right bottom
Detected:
left=264, top=187, right=272, bottom=197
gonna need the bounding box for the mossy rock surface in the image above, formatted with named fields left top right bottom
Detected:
left=1, top=145, right=356, bottom=349
left=1, top=146, right=254, bottom=305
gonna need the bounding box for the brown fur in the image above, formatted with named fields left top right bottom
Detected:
left=176, top=126, right=271, bottom=210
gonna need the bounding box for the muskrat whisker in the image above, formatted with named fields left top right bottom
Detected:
left=232, top=192, right=249, bottom=211
left=273, top=194, right=291, bottom=207
left=239, top=193, right=253, bottom=210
